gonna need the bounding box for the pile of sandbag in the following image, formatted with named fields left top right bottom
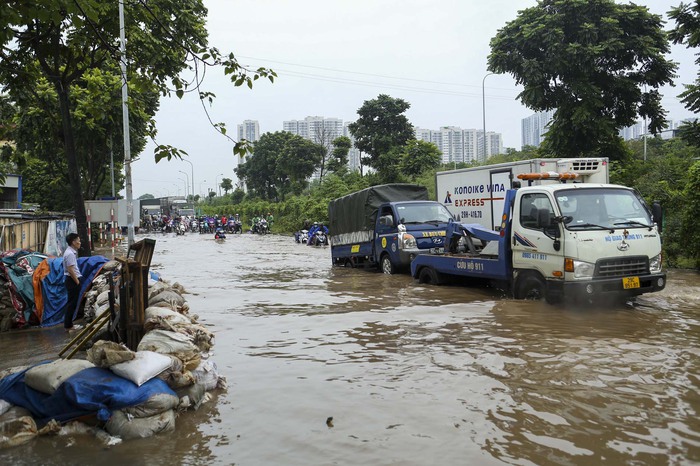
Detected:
left=82, top=260, right=121, bottom=322
left=0, top=275, right=225, bottom=446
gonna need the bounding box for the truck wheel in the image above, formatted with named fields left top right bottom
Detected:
left=380, top=255, right=396, bottom=275
left=418, top=267, right=443, bottom=285
left=514, top=272, right=546, bottom=300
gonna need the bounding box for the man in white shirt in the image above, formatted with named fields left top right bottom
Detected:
left=63, top=233, right=83, bottom=332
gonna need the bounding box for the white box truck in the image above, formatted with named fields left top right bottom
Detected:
left=436, top=158, right=608, bottom=230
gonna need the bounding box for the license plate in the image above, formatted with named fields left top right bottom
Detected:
left=430, top=247, right=444, bottom=254
left=622, top=276, right=640, bottom=289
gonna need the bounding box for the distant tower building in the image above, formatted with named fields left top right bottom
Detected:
left=417, top=126, right=502, bottom=163
left=521, top=110, right=554, bottom=148
left=283, top=116, right=347, bottom=179
left=237, top=119, right=260, bottom=143
left=236, top=120, right=260, bottom=190
left=343, top=122, right=362, bottom=172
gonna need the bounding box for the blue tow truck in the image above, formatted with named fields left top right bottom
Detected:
left=411, top=173, right=667, bottom=303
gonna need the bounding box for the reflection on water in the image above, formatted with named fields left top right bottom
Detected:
left=1, top=232, right=699, bottom=465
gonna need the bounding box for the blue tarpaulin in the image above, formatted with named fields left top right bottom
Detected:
left=40, top=256, right=109, bottom=327
left=0, top=365, right=176, bottom=425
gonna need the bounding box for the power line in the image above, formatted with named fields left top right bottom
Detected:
left=238, top=55, right=516, bottom=92
left=275, top=68, right=519, bottom=100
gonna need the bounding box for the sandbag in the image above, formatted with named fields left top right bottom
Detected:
left=0, top=366, right=29, bottom=381
left=105, top=409, right=176, bottom=440
left=191, top=360, right=221, bottom=392
left=148, top=290, right=185, bottom=311
left=0, top=406, right=32, bottom=422
left=0, top=416, right=37, bottom=449
left=0, top=400, right=10, bottom=416
left=175, top=382, right=207, bottom=410
left=121, top=392, right=179, bottom=418
left=24, top=359, right=95, bottom=395
left=147, top=282, right=168, bottom=300
left=110, top=351, right=173, bottom=387
left=55, top=421, right=122, bottom=446
left=145, top=306, right=190, bottom=324
left=137, top=330, right=200, bottom=365
left=86, top=341, right=135, bottom=368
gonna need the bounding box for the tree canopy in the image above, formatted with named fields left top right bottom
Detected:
left=347, top=94, right=415, bottom=176
left=235, top=131, right=325, bottom=201
left=488, top=0, right=676, bottom=160
left=669, top=1, right=700, bottom=147
left=0, top=0, right=273, bottom=254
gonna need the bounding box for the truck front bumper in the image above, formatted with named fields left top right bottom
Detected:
left=551, top=273, right=667, bottom=300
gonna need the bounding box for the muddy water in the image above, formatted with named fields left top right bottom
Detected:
left=1, top=232, right=699, bottom=465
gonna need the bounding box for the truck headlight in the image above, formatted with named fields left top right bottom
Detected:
left=571, top=259, right=595, bottom=278
left=649, top=253, right=662, bottom=273
left=400, top=233, right=416, bottom=249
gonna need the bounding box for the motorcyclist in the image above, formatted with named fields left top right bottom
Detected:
left=214, top=227, right=226, bottom=239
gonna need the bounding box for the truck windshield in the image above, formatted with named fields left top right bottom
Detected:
left=395, top=203, right=454, bottom=224
left=555, top=188, right=652, bottom=230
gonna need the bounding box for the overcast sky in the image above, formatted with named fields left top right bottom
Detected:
left=128, top=0, right=698, bottom=199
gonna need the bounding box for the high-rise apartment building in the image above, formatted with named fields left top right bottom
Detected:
left=416, top=126, right=503, bottom=164
left=521, top=110, right=554, bottom=148
left=237, top=120, right=260, bottom=143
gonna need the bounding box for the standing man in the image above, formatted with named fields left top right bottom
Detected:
left=63, top=233, right=83, bottom=332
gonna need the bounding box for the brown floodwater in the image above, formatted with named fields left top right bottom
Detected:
left=1, top=232, right=699, bottom=465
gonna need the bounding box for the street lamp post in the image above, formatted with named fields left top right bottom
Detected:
left=178, top=170, right=190, bottom=201
left=482, top=72, right=496, bottom=162
left=182, top=159, right=194, bottom=201
left=215, top=173, right=224, bottom=196
left=177, top=178, right=187, bottom=198
left=199, top=180, right=207, bottom=198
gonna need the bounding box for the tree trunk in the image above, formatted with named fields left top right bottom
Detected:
left=56, top=84, right=91, bottom=256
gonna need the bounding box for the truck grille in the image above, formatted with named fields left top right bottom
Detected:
left=595, top=256, right=649, bottom=277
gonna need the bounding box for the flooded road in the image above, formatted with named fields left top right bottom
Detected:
left=1, top=232, right=700, bottom=465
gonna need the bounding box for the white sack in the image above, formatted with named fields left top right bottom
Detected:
left=110, top=351, right=173, bottom=386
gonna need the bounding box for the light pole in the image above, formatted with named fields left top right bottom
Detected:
left=215, top=173, right=224, bottom=196
left=178, top=170, right=190, bottom=201
left=172, top=183, right=180, bottom=197
left=178, top=178, right=187, bottom=198
left=182, top=159, right=194, bottom=200
left=482, top=72, right=496, bottom=162
left=199, top=180, right=207, bottom=198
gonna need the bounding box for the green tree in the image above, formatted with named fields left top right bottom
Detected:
left=347, top=94, right=415, bottom=176
left=488, top=0, right=676, bottom=160
left=235, top=131, right=324, bottom=201
left=0, top=1, right=274, bottom=254
left=669, top=2, right=700, bottom=146
left=220, top=177, right=233, bottom=195
left=398, top=140, right=442, bottom=180
left=327, top=136, right=352, bottom=175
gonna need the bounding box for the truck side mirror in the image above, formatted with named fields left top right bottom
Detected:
left=652, top=201, right=663, bottom=232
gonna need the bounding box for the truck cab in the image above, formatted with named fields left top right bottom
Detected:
left=373, top=200, right=453, bottom=273
left=510, top=182, right=665, bottom=302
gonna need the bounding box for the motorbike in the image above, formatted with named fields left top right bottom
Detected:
left=308, top=230, right=328, bottom=246
left=295, top=229, right=309, bottom=244
left=257, top=219, right=269, bottom=235
left=175, top=222, right=186, bottom=236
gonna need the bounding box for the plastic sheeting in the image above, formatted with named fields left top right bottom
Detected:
left=0, top=365, right=176, bottom=426
left=39, top=256, right=109, bottom=327
left=328, top=184, right=428, bottom=244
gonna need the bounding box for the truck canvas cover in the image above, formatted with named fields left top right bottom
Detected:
left=328, top=184, right=428, bottom=246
